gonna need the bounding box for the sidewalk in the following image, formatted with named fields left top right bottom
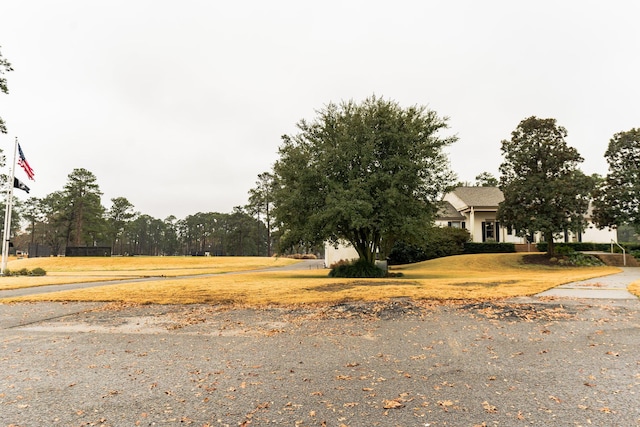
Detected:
left=535, top=267, right=640, bottom=299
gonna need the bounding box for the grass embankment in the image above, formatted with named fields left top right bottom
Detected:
left=0, top=253, right=622, bottom=305
left=629, top=281, right=640, bottom=298
left=0, top=256, right=300, bottom=291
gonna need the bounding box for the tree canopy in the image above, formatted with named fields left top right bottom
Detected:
left=592, top=128, right=640, bottom=232
left=272, top=95, right=457, bottom=266
left=497, top=116, right=594, bottom=255
left=62, top=168, right=105, bottom=246
left=474, top=172, right=498, bottom=187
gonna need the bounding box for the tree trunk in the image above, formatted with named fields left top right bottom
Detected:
left=545, top=231, right=556, bottom=256
left=350, top=232, right=378, bottom=267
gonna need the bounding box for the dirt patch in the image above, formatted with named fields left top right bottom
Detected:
left=450, top=280, right=519, bottom=287
left=460, top=301, right=576, bottom=321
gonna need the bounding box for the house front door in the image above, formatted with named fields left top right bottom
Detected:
left=481, top=221, right=500, bottom=242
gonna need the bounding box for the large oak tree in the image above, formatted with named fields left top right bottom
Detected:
left=592, top=128, right=640, bottom=232
left=497, top=116, right=594, bottom=255
left=272, top=95, right=456, bottom=267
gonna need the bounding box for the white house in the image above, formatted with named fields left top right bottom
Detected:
left=436, top=186, right=617, bottom=244
left=325, top=186, right=618, bottom=265
left=324, top=240, right=359, bottom=267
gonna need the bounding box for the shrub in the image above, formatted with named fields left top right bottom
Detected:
left=387, top=242, right=426, bottom=265
left=281, top=253, right=317, bottom=260
left=388, top=227, right=470, bottom=265
left=463, top=242, right=516, bottom=254
left=328, top=258, right=386, bottom=278
left=554, top=245, right=575, bottom=255
left=557, top=253, right=605, bottom=267
left=1, top=267, right=47, bottom=276
left=536, top=242, right=611, bottom=253
left=30, top=267, right=47, bottom=276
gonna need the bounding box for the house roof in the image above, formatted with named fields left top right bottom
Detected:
left=447, top=186, right=504, bottom=209
left=437, top=201, right=466, bottom=220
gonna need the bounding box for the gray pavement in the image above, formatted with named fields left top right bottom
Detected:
left=536, top=267, right=640, bottom=300
left=2, top=298, right=639, bottom=426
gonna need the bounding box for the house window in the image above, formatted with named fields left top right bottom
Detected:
left=482, top=221, right=500, bottom=242
left=447, top=221, right=467, bottom=229
left=485, top=222, right=494, bottom=240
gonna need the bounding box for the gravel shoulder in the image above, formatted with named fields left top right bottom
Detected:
left=1, top=297, right=639, bottom=426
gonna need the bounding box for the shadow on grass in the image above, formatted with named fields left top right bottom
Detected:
left=450, top=280, right=520, bottom=288
left=307, top=280, right=421, bottom=292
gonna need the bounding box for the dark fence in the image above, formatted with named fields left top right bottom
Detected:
left=65, top=246, right=112, bottom=257
left=28, top=244, right=52, bottom=258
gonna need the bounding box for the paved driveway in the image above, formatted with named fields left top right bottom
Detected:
left=536, top=267, right=640, bottom=300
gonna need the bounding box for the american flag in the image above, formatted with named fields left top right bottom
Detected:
left=17, top=143, right=35, bottom=181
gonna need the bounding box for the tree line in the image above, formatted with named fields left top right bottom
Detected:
left=4, top=167, right=272, bottom=257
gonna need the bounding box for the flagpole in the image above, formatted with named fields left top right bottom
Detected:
left=1, top=137, right=18, bottom=275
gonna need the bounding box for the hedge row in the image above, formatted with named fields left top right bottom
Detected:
left=462, top=242, right=516, bottom=254
left=535, top=242, right=640, bottom=253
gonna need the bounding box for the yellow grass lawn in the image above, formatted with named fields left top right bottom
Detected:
left=2, top=253, right=621, bottom=305
left=629, top=280, right=640, bottom=298
left=0, top=256, right=300, bottom=291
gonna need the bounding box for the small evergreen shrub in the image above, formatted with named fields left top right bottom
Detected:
left=556, top=253, right=605, bottom=267
left=328, top=258, right=386, bottom=278
left=463, top=242, right=516, bottom=254
left=554, top=245, right=575, bottom=255
left=30, top=267, right=47, bottom=276
left=1, top=267, right=47, bottom=276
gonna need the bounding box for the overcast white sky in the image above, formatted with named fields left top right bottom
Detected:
left=1, top=1, right=638, bottom=219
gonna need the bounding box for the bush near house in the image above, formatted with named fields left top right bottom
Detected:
left=463, top=242, right=516, bottom=254
left=621, top=243, right=640, bottom=260
left=536, top=242, right=640, bottom=255
left=553, top=252, right=605, bottom=266
left=328, top=258, right=387, bottom=278
left=536, top=242, right=611, bottom=252
left=388, top=227, right=470, bottom=265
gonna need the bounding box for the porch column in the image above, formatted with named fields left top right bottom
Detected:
left=469, top=207, right=475, bottom=242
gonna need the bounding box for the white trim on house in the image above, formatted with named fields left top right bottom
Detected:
left=437, top=186, right=617, bottom=245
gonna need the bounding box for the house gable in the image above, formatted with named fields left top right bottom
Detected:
left=443, top=186, right=504, bottom=212
left=437, top=201, right=466, bottom=221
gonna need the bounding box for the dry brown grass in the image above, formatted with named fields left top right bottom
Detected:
left=629, top=280, right=640, bottom=298
left=1, top=253, right=621, bottom=305
left=0, top=256, right=299, bottom=291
